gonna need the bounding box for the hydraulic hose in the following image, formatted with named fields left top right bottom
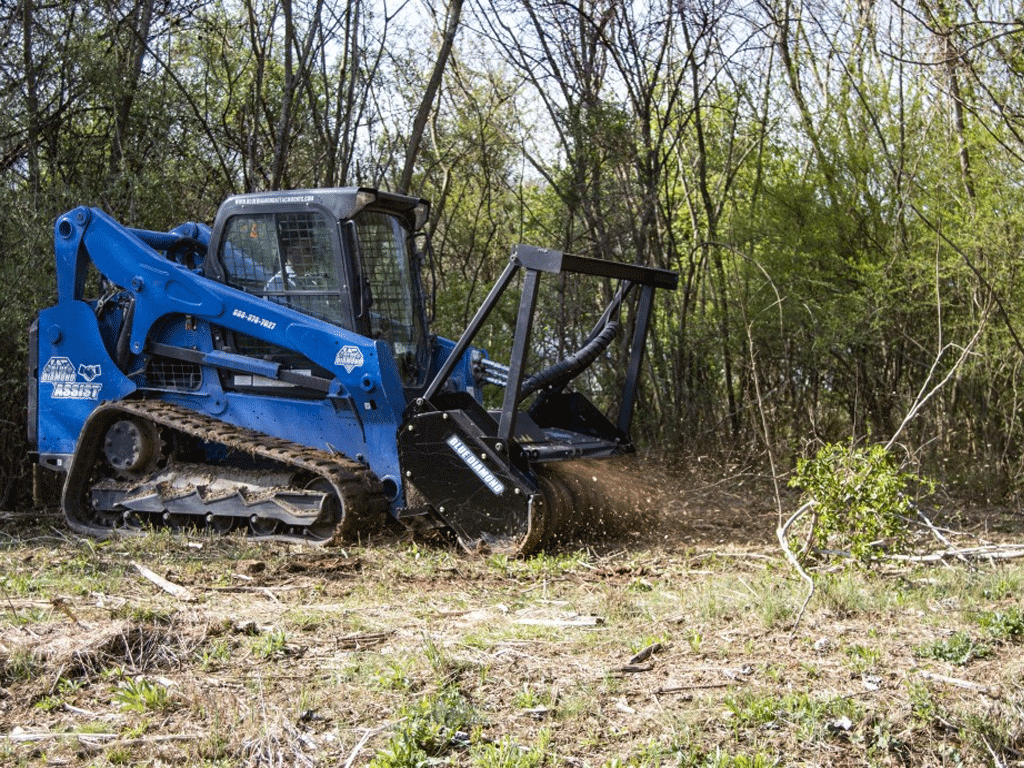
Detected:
left=519, top=320, right=620, bottom=401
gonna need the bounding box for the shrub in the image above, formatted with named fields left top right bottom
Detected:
left=789, top=443, right=930, bottom=564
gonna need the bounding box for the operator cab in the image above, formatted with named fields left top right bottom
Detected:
left=206, top=188, right=431, bottom=392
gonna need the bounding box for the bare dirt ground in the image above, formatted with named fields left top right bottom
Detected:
left=1, top=461, right=1023, bottom=767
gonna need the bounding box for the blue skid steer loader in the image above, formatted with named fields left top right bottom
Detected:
left=28, top=188, right=677, bottom=555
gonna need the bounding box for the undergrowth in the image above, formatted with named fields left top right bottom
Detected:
left=789, top=442, right=933, bottom=564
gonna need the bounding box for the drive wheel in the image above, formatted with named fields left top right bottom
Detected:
left=90, top=508, right=122, bottom=530
left=102, top=418, right=163, bottom=479
left=249, top=515, right=280, bottom=536
left=163, top=512, right=194, bottom=532
left=207, top=514, right=235, bottom=534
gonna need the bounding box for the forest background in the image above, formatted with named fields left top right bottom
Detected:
left=2, top=0, right=1024, bottom=510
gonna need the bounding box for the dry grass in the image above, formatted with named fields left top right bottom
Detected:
left=0, top=465, right=1022, bottom=767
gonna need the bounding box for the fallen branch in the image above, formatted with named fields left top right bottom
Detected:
left=916, top=669, right=1002, bottom=698
left=628, top=642, right=665, bottom=665
left=914, top=508, right=964, bottom=556
left=777, top=500, right=818, bottom=636
left=885, top=546, right=1024, bottom=564
left=608, top=662, right=654, bottom=676
left=206, top=585, right=304, bottom=594
left=132, top=562, right=196, bottom=602
left=50, top=596, right=85, bottom=627
left=337, top=631, right=392, bottom=650
left=656, top=681, right=733, bottom=694
left=514, top=615, right=604, bottom=628
left=6, top=728, right=198, bottom=745
left=343, top=723, right=393, bottom=768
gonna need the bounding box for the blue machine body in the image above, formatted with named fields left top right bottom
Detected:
left=31, top=190, right=477, bottom=514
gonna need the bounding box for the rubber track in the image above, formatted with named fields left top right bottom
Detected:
left=63, top=400, right=388, bottom=545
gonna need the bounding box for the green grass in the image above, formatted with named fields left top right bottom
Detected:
left=368, top=688, right=479, bottom=768
left=194, top=637, right=232, bottom=671
left=471, top=732, right=549, bottom=768
left=843, top=643, right=882, bottom=673
left=113, top=677, right=174, bottom=713
left=971, top=606, right=1024, bottom=642
left=250, top=628, right=290, bottom=659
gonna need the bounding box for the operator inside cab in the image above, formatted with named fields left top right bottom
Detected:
left=215, top=196, right=428, bottom=391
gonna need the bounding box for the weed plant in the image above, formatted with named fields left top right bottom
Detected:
left=913, top=632, right=993, bottom=665
left=113, top=677, right=174, bottom=713
left=789, top=443, right=932, bottom=564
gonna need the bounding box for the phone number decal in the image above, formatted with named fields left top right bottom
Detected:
left=232, top=308, right=277, bottom=330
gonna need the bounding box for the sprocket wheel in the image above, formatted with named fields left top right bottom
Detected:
left=101, top=417, right=165, bottom=479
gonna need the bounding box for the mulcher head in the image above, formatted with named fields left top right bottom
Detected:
left=398, top=246, right=677, bottom=556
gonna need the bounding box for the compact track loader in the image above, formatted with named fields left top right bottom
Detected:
left=28, top=188, right=677, bottom=555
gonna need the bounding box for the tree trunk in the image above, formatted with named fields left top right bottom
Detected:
left=20, top=0, right=40, bottom=197
left=399, top=0, right=463, bottom=195
left=110, top=0, right=156, bottom=176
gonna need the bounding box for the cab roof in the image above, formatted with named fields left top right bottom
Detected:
left=217, top=187, right=430, bottom=232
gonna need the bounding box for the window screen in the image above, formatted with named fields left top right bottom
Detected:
left=219, top=211, right=346, bottom=326
left=355, top=211, right=427, bottom=387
